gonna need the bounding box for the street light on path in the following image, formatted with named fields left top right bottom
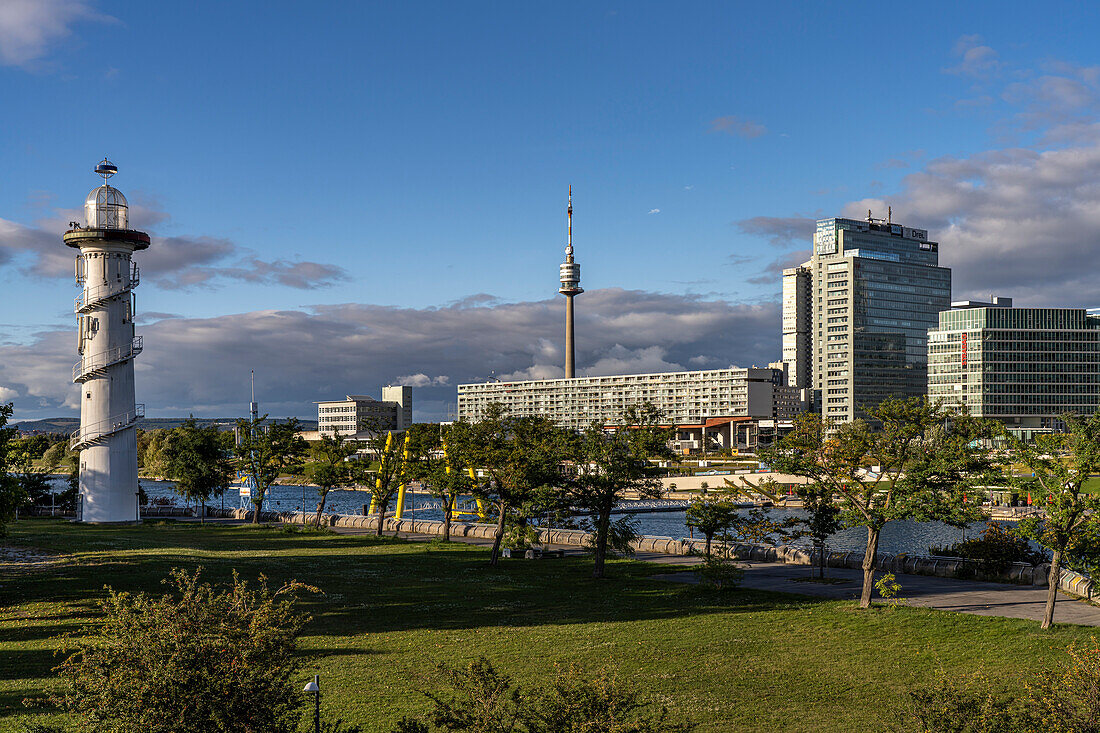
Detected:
left=304, top=674, right=320, bottom=733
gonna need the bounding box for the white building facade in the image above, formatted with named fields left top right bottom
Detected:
left=457, top=367, right=805, bottom=430
left=316, top=386, right=412, bottom=438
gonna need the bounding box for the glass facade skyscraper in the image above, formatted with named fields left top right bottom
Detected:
left=791, top=216, right=951, bottom=422
left=928, top=299, right=1100, bottom=437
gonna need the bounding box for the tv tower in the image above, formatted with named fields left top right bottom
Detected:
left=64, top=159, right=148, bottom=523
left=558, top=186, right=583, bottom=378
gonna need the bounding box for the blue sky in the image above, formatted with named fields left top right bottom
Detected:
left=4, top=1, right=1100, bottom=420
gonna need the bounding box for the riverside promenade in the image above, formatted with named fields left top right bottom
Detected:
left=328, top=522, right=1100, bottom=627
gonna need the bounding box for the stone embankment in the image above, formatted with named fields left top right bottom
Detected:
left=204, top=507, right=1097, bottom=601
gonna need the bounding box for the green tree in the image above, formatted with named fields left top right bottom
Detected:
left=685, top=496, right=740, bottom=558
left=41, top=439, right=69, bottom=473
left=10, top=449, right=54, bottom=508
left=161, top=418, right=235, bottom=523
left=1012, top=411, right=1100, bottom=628
left=408, top=422, right=477, bottom=542
left=469, top=404, right=574, bottom=567
left=141, top=428, right=173, bottom=478
left=570, top=404, right=674, bottom=578
left=306, top=430, right=357, bottom=526
left=0, top=403, right=24, bottom=534
left=751, top=478, right=844, bottom=579
left=55, top=568, right=315, bottom=733
left=234, top=416, right=308, bottom=524
left=760, top=398, right=997, bottom=608
left=792, top=484, right=843, bottom=579
left=12, top=433, right=52, bottom=460
left=360, top=428, right=414, bottom=536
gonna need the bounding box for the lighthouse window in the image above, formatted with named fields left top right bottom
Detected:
left=86, top=392, right=91, bottom=399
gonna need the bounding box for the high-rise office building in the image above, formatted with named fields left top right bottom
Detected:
left=781, top=265, right=812, bottom=389
left=787, top=215, right=951, bottom=422
left=928, top=298, right=1100, bottom=439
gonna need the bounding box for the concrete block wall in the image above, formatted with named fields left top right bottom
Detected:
left=204, top=507, right=1094, bottom=596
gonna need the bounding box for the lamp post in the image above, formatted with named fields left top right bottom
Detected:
left=304, top=674, right=320, bottom=733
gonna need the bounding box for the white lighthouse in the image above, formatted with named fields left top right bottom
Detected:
left=64, top=159, right=148, bottom=523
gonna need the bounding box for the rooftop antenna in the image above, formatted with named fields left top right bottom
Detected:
left=888, top=205, right=892, bottom=224
left=95, top=157, right=117, bottom=186
left=249, top=370, right=258, bottom=422
left=566, top=185, right=573, bottom=262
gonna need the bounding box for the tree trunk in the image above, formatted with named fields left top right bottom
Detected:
left=1042, top=549, right=1062, bottom=630
left=489, top=501, right=507, bottom=566
left=704, top=533, right=713, bottom=559
left=443, top=503, right=452, bottom=542
left=375, top=498, right=389, bottom=536
left=314, top=491, right=328, bottom=527
left=593, top=511, right=611, bottom=579
left=251, top=499, right=261, bottom=524
left=859, top=526, right=881, bottom=608
left=818, top=541, right=826, bottom=580
left=200, top=500, right=205, bottom=525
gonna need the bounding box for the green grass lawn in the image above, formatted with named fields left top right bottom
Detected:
left=0, top=519, right=1095, bottom=732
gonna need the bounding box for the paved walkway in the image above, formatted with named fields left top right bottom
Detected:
left=326, top=524, right=1100, bottom=627
left=655, top=563, right=1100, bottom=626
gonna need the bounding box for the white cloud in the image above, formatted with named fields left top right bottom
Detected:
left=839, top=140, right=1100, bottom=306
left=0, top=386, right=18, bottom=401
left=0, top=0, right=108, bottom=68
left=0, top=198, right=348, bottom=290
left=647, top=208, right=660, bottom=215
left=0, top=289, right=781, bottom=422
left=945, top=35, right=1002, bottom=79
left=393, top=374, right=450, bottom=387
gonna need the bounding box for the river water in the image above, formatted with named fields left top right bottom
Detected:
left=115, top=479, right=986, bottom=556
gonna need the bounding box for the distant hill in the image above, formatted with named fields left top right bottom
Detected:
left=14, top=417, right=318, bottom=434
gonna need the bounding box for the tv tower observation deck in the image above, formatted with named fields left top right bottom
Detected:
left=559, top=186, right=583, bottom=378
left=63, top=159, right=149, bottom=523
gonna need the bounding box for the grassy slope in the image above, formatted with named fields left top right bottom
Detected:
left=0, top=520, right=1094, bottom=732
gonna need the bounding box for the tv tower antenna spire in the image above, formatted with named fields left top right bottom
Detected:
left=558, top=185, right=583, bottom=378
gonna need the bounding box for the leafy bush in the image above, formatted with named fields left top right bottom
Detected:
left=693, top=555, right=744, bottom=591
left=928, top=521, right=1048, bottom=575
left=901, top=670, right=1030, bottom=732
left=874, top=573, right=903, bottom=605
left=900, top=639, right=1100, bottom=732
left=399, top=657, right=694, bottom=732
left=582, top=516, right=639, bottom=559
left=54, top=568, right=317, bottom=733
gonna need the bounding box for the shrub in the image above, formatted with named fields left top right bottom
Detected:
left=900, top=639, right=1100, bottom=732
left=54, top=568, right=316, bottom=733
left=901, top=670, right=1031, bottom=732
left=693, top=556, right=744, bottom=591
left=928, top=521, right=1048, bottom=575
left=582, top=516, right=639, bottom=559
left=400, top=657, right=694, bottom=732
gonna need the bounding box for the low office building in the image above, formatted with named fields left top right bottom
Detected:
left=316, top=386, right=412, bottom=439
left=928, top=298, right=1100, bottom=438
left=671, top=416, right=797, bottom=455
left=457, top=366, right=806, bottom=431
